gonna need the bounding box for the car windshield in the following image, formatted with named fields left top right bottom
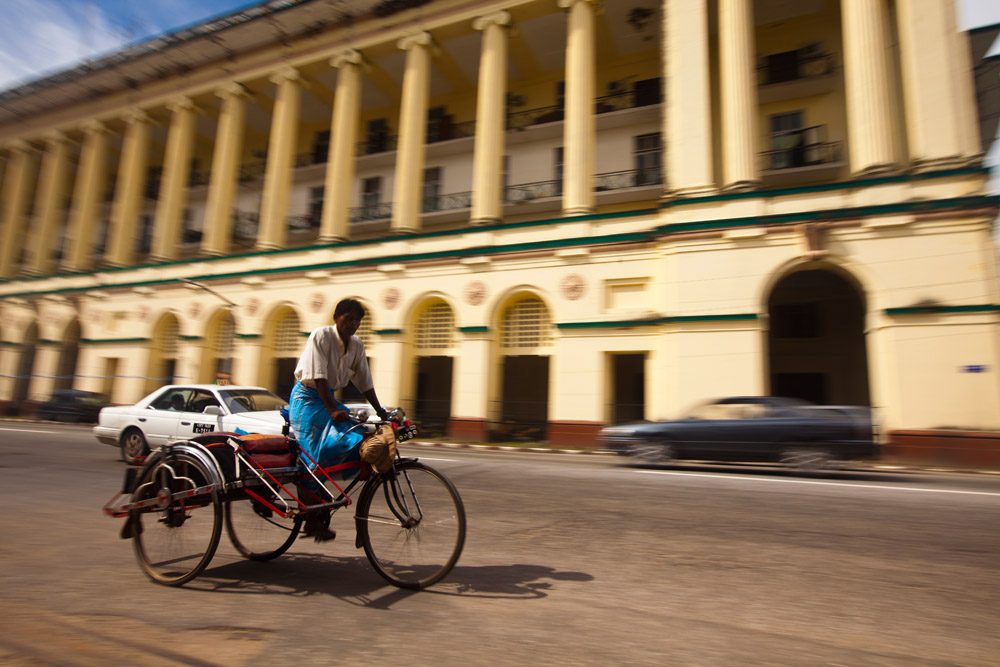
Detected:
left=220, top=389, right=287, bottom=414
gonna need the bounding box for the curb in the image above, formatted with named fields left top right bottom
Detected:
left=407, top=440, right=618, bottom=456
left=403, top=440, right=1000, bottom=475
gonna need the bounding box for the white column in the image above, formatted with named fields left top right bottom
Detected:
left=558, top=0, right=597, bottom=215
left=203, top=83, right=250, bottom=255
left=107, top=108, right=151, bottom=267
left=470, top=11, right=511, bottom=225
left=842, top=0, right=897, bottom=175
left=664, top=0, right=715, bottom=197
left=258, top=67, right=304, bottom=250
left=719, top=0, right=760, bottom=190
left=392, top=32, right=433, bottom=234
left=320, top=50, right=363, bottom=242
left=66, top=120, right=109, bottom=271
left=152, top=97, right=198, bottom=261
left=28, top=132, right=71, bottom=275
left=0, top=141, right=35, bottom=277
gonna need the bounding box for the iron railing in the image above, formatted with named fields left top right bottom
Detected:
left=286, top=214, right=319, bottom=231
left=507, top=104, right=564, bottom=130
left=349, top=202, right=392, bottom=223
left=761, top=126, right=842, bottom=171
left=239, top=159, right=267, bottom=183
left=427, top=119, right=476, bottom=144
left=295, top=151, right=327, bottom=168
left=503, top=180, right=561, bottom=202
left=758, top=52, right=835, bottom=86
left=595, top=167, right=662, bottom=191
left=422, top=191, right=472, bottom=213
left=356, top=135, right=397, bottom=156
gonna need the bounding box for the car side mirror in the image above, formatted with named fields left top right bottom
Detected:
left=203, top=406, right=223, bottom=416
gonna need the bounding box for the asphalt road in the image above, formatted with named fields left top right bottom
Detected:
left=1, top=423, right=998, bottom=666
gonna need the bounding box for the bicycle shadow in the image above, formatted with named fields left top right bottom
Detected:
left=190, top=553, right=593, bottom=609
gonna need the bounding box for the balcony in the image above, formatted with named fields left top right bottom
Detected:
left=759, top=126, right=845, bottom=186
left=757, top=51, right=837, bottom=105
left=349, top=202, right=393, bottom=223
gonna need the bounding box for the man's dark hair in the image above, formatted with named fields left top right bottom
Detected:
left=334, top=298, right=365, bottom=319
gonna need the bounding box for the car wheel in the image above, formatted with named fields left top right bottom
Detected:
left=629, top=441, right=676, bottom=465
left=780, top=447, right=836, bottom=472
left=120, top=428, right=149, bottom=464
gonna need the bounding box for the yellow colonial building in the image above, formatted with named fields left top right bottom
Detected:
left=0, top=0, right=997, bottom=446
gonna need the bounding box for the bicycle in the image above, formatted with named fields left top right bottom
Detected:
left=103, top=408, right=466, bottom=590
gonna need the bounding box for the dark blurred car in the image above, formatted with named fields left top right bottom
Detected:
left=600, top=396, right=877, bottom=470
left=37, top=389, right=108, bottom=423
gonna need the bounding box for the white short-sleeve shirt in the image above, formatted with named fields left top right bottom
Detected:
left=293, top=325, right=373, bottom=392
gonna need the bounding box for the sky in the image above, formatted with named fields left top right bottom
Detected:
left=0, top=0, right=998, bottom=189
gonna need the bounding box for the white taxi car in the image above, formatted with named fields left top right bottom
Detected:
left=94, top=384, right=288, bottom=463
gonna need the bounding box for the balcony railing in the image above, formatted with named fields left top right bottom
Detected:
left=427, top=119, right=476, bottom=144
left=758, top=52, right=835, bottom=86
left=595, top=167, right=662, bottom=191
left=357, top=135, right=397, bottom=156
left=286, top=214, right=320, bottom=231
left=350, top=202, right=393, bottom=223
left=761, top=126, right=841, bottom=171
left=503, top=179, right=561, bottom=202
left=295, top=151, right=327, bottom=168
left=239, top=159, right=267, bottom=182
left=507, top=105, right=564, bottom=130
left=422, top=191, right=472, bottom=213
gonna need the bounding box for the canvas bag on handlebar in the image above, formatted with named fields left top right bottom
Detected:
left=361, top=424, right=397, bottom=473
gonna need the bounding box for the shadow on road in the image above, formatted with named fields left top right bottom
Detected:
left=189, top=554, right=593, bottom=608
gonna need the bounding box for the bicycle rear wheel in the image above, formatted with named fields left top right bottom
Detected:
left=225, top=489, right=302, bottom=561
left=356, top=460, right=466, bottom=589
left=132, top=451, right=222, bottom=586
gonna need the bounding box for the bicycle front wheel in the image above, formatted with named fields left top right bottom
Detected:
left=132, top=451, right=222, bottom=586
left=356, top=460, right=466, bottom=589
left=225, top=489, right=302, bottom=561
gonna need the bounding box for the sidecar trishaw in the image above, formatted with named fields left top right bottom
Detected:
left=103, top=410, right=465, bottom=590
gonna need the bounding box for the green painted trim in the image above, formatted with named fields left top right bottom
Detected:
left=884, top=305, right=1000, bottom=315
left=376, top=328, right=404, bottom=335
left=300, top=331, right=311, bottom=337
left=668, top=313, right=759, bottom=323
left=0, top=207, right=657, bottom=285
left=0, top=341, right=18, bottom=347
left=38, top=339, right=61, bottom=345
left=459, top=326, right=490, bottom=333
left=0, top=189, right=995, bottom=300
left=235, top=333, right=261, bottom=339
left=179, top=335, right=202, bottom=341
left=658, top=195, right=1000, bottom=233
left=80, top=337, right=150, bottom=344
left=658, top=166, right=992, bottom=208
left=557, top=313, right=759, bottom=329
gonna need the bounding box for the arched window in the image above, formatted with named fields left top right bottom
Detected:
left=416, top=302, right=454, bottom=351
left=357, top=305, right=374, bottom=349
left=274, top=311, right=301, bottom=355
left=500, top=297, right=551, bottom=350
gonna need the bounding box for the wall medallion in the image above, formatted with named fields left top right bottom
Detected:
left=560, top=273, right=585, bottom=301
left=382, top=287, right=401, bottom=310
left=464, top=281, right=487, bottom=306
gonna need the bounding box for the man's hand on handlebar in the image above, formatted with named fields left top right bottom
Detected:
left=331, top=409, right=350, bottom=422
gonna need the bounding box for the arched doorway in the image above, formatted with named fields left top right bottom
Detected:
left=767, top=269, right=870, bottom=405
left=205, top=310, right=236, bottom=385
left=262, top=307, right=301, bottom=400
left=146, top=314, right=180, bottom=393
left=54, top=319, right=81, bottom=392
left=412, top=299, right=455, bottom=438
left=334, top=302, right=375, bottom=404
left=13, top=322, right=38, bottom=406
left=496, top=295, right=553, bottom=441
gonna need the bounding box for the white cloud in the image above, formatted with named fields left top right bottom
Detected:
left=0, top=0, right=128, bottom=91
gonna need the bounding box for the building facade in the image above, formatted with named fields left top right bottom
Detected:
left=0, top=0, right=997, bottom=445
